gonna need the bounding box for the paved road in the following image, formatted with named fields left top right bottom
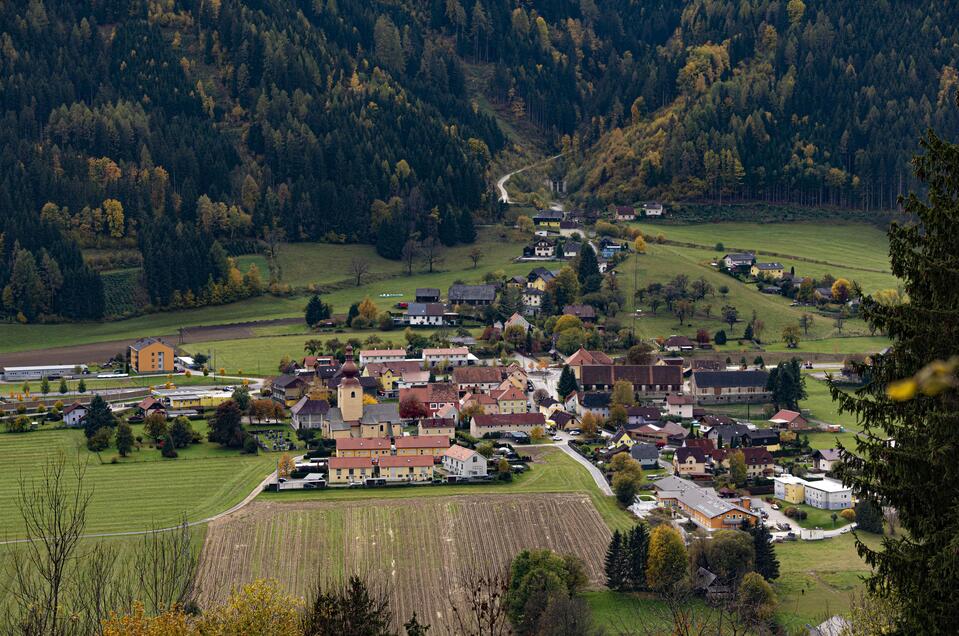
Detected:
left=495, top=154, right=565, bottom=203
left=556, top=441, right=613, bottom=496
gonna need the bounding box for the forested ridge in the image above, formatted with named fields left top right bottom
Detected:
left=1, top=0, right=957, bottom=322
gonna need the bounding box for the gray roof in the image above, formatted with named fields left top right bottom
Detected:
left=630, top=443, right=660, bottom=462
left=724, top=252, right=755, bottom=262
left=814, top=448, right=842, bottom=461
left=415, top=288, right=440, bottom=297
left=291, top=397, right=330, bottom=416
left=582, top=392, right=611, bottom=408
left=654, top=476, right=757, bottom=521
left=131, top=337, right=169, bottom=351
left=754, top=262, right=784, bottom=270
left=693, top=370, right=769, bottom=389
left=533, top=209, right=564, bottom=220
left=325, top=402, right=402, bottom=426
left=448, top=284, right=497, bottom=302
left=407, top=302, right=447, bottom=317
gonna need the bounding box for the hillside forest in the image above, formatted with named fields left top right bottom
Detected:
left=1, top=0, right=958, bottom=322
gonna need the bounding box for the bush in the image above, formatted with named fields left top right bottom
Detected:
left=243, top=435, right=259, bottom=455
left=714, top=330, right=727, bottom=345
left=840, top=508, right=856, bottom=521
left=87, top=426, right=112, bottom=452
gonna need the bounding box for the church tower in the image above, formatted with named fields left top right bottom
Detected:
left=337, top=345, right=363, bottom=422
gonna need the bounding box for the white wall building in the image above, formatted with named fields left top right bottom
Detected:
left=443, top=445, right=488, bottom=477
left=358, top=349, right=407, bottom=366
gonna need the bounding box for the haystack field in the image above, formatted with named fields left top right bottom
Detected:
left=195, top=493, right=611, bottom=627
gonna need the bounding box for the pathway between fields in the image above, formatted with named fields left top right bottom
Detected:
left=0, top=457, right=292, bottom=546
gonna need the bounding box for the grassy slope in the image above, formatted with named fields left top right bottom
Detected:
left=0, top=427, right=276, bottom=538
left=259, top=446, right=637, bottom=533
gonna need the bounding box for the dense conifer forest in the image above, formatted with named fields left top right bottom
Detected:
left=1, top=0, right=957, bottom=321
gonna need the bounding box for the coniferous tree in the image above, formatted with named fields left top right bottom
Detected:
left=625, top=523, right=650, bottom=590
left=305, top=295, right=332, bottom=327
left=747, top=523, right=780, bottom=581
left=457, top=208, right=477, bottom=243
left=831, top=119, right=959, bottom=633
left=438, top=208, right=459, bottom=246
left=83, top=394, right=116, bottom=439
left=604, top=530, right=627, bottom=591
left=854, top=499, right=884, bottom=534
left=577, top=243, right=601, bottom=294
left=557, top=365, right=579, bottom=399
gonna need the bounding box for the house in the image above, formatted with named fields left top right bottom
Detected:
left=691, top=359, right=723, bottom=372
left=494, top=385, right=529, bottom=414
left=443, top=445, right=488, bottom=477
left=290, top=397, right=330, bottom=430
left=643, top=202, right=664, bottom=217
left=548, top=410, right=578, bottom=431
left=129, top=337, right=174, bottom=374
left=460, top=391, right=499, bottom=415
left=136, top=396, right=167, bottom=417
left=527, top=268, right=555, bottom=291
left=750, top=262, right=786, bottom=279
left=418, top=417, right=456, bottom=439
left=705, top=423, right=751, bottom=447
left=598, top=238, right=625, bottom=259
left=335, top=437, right=392, bottom=458
left=580, top=392, right=611, bottom=418
left=402, top=303, right=458, bottom=327
left=674, top=447, right=709, bottom=476
left=684, top=438, right=715, bottom=451
left=609, top=428, right=636, bottom=448
left=470, top=412, right=545, bottom=438
left=632, top=421, right=688, bottom=446
left=62, top=402, right=88, bottom=427
left=532, top=238, right=556, bottom=258
left=769, top=409, right=810, bottom=431
left=328, top=456, right=375, bottom=484
left=271, top=375, right=311, bottom=406
left=565, top=348, right=614, bottom=379
left=664, top=335, right=696, bottom=353
left=654, top=476, right=758, bottom=530
left=504, top=313, right=531, bottom=333
left=722, top=253, right=755, bottom=271
left=532, top=209, right=564, bottom=228
left=626, top=405, right=662, bottom=425
left=689, top=370, right=771, bottom=404
left=415, top=288, right=441, bottom=303
left=394, top=435, right=449, bottom=457
left=614, top=205, right=635, bottom=221
left=814, top=287, right=834, bottom=302
left=562, top=241, right=582, bottom=259
left=422, top=347, right=472, bottom=367
left=563, top=304, right=597, bottom=322
left=579, top=365, right=683, bottom=397
left=812, top=449, right=842, bottom=472
left=363, top=360, right=425, bottom=394
left=448, top=284, right=497, bottom=306
left=665, top=395, right=695, bottom=418
left=378, top=455, right=434, bottom=482
left=558, top=220, right=583, bottom=237
left=630, top=443, right=660, bottom=469
left=522, top=288, right=544, bottom=313
left=743, top=428, right=781, bottom=449
left=400, top=383, right=459, bottom=418
left=359, top=349, right=407, bottom=366
left=596, top=257, right=609, bottom=274
left=710, top=447, right=775, bottom=478
left=453, top=366, right=506, bottom=395
left=774, top=475, right=853, bottom=510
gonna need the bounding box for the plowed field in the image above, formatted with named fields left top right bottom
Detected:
left=195, top=493, right=611, bottom=628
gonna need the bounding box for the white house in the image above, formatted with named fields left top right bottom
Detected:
left=722, top=252, right=755, bottom=271
left=643, top=202, right=664, bottom=217
left=359, top=349, right=407, bottom=366
left=774, top=475, right=853, bottom=510
left=812, top=449, right=842, bottom=472
left=404, top=303, right=458, bottom=327
left=443, top=445, right=488, bottom=477
left=665, top=395, right=695, bottom=419
left=532, top=239, right=556, bottom=258
left=423, top=347, right=473, bottom=367
left=62, top=402, right=88, bottom=427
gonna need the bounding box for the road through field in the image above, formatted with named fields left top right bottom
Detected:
left=496, top=153, right=564, bottom=203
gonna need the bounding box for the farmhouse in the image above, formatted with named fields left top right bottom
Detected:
left=579, top=364, right=683, bottom=397
left=750, top=262, right=786, bottom=279
left=654, top=476, right=758, bottom=530
left=62, top=402, right=88, bottom=427
left=532, top=209, right=564, bottom=228
left=665, top=394, right=695, bottom=418
left=812, top=449, right=842, bottom=472
left=563, top=304, right=597, bottom=322
left=378, top=455, right=434, bottom=482
left=271, top=375, right=311, bottom=406
left=394, top=435, right=449, bottom=457
left=328, top=456, right=375, bottom=485
left=531, top=238, right=557, bottom=258
left=580, top=392, right=611, bottom=418
left=689, top=370, right=771, bottom=404
left=359, top=349, right=407, bottom=366
left=722, top=253, right=755, bottom=271
left=613, top=205, right=635, bottom=221
left=774, top=475, right=853, bottom=510
left=290, top=397, right=330, bottom=430
left=400, top=303, right=458, bottom=327
left=418, top=417, right=456, bottom=439
left=415, top=288, right=441, bottom=303
left=442, top=445, right=488, bottom=477
left=663, top=335, right=695, bottom=352
left=335, top=437, right=391, bottom=458
left=129, top=337, right=174, bottom=374
left=448, top=284, right=497, bottom=306
left=643, top=202, right=664, bottom=216
left=769, top=409, right=810, bottom=431
left=470, top=412, right=545, bottom=438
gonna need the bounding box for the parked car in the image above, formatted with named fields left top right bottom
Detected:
left=551, top=434, right=562, bottom=441
left=569, top=429, right=582, bottom=436
left=770, top=503, right=780, bottom=510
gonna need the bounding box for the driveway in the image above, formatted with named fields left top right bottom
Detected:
left=555, top=441, right=613, bottom=496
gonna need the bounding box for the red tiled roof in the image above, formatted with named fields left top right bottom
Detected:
left=444, top=445, right=478, bottom=461
left=335, top=438, right=391, bottom=451
left=394, top=435, right=449, bottom=449
left=329, top=456, right=374, bottom=469
left=453, top=366, right=506, bottom=385
left=473, top=413, right=545, bottom=428
left=379, top=455, right=435, bottom=468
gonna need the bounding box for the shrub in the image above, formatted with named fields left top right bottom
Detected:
left=243, top=435, right=259, bottom=455
left=840, top=508, right=856, bottom=521
left=784, top=507, right=799, bottom=518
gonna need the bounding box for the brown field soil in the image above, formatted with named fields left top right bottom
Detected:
left=195, top=493, right=611, bottom=629
left=0, top=318, right=302, bottom=367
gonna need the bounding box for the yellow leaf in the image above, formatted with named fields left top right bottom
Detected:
left=886, top=379, right=917, bottom=402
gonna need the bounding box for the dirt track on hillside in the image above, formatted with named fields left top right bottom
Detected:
left=0, top=318, right=304, bottom=367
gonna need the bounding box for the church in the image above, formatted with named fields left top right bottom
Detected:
left=321, top=346, right=402, bottom=439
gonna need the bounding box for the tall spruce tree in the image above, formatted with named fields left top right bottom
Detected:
left=625, top=523, right=650, bottom=590
left=577, top=243, right=602, bottom=294
left=766, top=358, right=806, bottom=410
left=604, top=530, right=627, bottom=591
left=747, top=523, right=780, bottom=581
left=832, top=120, right=959, bottom=633
left=557, top=364, right=579, bottom=399
left=457, top=208, right=477, bottom=243
left=83, top=394, right=116, bottom=439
